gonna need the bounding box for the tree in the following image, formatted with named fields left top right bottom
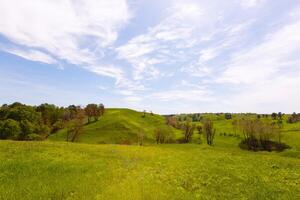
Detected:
left=19, top=119, right=34, bottom=140
left=66, top=109, right=85, bottom=142
left=36, top=103, right=62, bottom=126
left=85, top=104, right=97, bottom=123
left=225, top=113, right=232, bottom=120
left=0, top=119, right=21, bottom=139
left=153, top=128, right=174, bottom=144
left=196, top=125, right=203, bottom=143
left=203, top=119, right=216, bottom=146
left=85, top=103, right=105, bottom=123
left=271, top=113, right=277, bottom=120
left=142, top=110, right=146, bottom=118
left=166, top=116, right=179, bottom=128
left=277, top=118, right=283, bottom=144
left=182, top=121, right=195, bottom=143
left=232, top=119, right=238, bottom=136
left=137, top=130, right=145, bottom=146
left=99, top=103, right=105, bottom=116
left=154, top=128, right=165, bottom=144
left=239, top=119, right=279, bottom=151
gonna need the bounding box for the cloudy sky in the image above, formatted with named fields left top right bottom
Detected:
left=0, top=0, right=299, bottom=114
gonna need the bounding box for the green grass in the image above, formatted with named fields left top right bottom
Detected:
left=2, top=112, right=300, bottom=199
left=1, top=140, right=300, bottom=199
left=49, top=108, right=181, bottom=144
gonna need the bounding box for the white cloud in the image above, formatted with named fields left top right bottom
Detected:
left=240, top=0, right=265, bottom=8
left=149, top=89, right=214, bottom=102
left=97, top=85, right=108, bottom=90
left=219, top=18, right=300, bottom=84
left=116, top=1, right=205, bottom=81
left=0, top=0, right=131, bottom=80
left=123, top=96, right=142, bottom=103
left=87, top=65, right=124, bottom=81
left=4, top=48, right=57, bottom=64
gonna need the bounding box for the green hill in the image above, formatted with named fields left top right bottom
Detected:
left=49, top=108, right=180, bottom=144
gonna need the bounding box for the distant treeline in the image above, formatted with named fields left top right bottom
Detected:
left=165, top=112, right=299, bottom=123
left=0, top=102, right=105, bottom=141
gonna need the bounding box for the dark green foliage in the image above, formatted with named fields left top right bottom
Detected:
left=0, top=119, right=21, bottom=139
left=287, top=112, right=300, bottom=123
left=271, top=112, right=277, bottom=120
left=224, top=113, right=232, bottom=120
left=0, top=102, right=104, bottom=141
left=239, top=138, right=290, bottom=152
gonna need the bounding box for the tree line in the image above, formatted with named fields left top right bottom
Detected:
left=0, top=102, right=105, bottom=141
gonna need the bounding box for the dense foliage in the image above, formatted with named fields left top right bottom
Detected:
left=0, top=102, right=105, bottom=141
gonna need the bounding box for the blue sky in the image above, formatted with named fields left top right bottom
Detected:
left=0, top=0, right=300, bottom=114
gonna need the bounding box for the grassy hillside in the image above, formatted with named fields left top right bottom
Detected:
left=49, top=108, right=180, bottom=144
left=191, top=114, right=300, bottom=151
left=1, top=140, right=300, bottom=200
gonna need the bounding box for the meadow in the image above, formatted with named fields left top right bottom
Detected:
left=1, top=108, right=300, bottom=199
left=1, top=141, right=300, bottom=200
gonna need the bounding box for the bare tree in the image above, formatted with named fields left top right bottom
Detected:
left=137, top=130, right=145, bottom=146
left=182, top=121, right=195, bottom=143
left=66, top=109, right=85, bottom=142
left=203, top=119, right=216, bottom=146
left=153, top=128, right=174, bottom=144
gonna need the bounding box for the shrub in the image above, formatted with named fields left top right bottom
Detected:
left=117, top=139, right=132, bottom=145
left=238, top=119, right=287, bottom=151
left=154, top=128, right=175, bottom=144
left=26, top=133, right=44, bottom=141
left=224, top=113, right=232, bottom=120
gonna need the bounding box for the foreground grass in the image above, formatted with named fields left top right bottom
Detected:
left=1, top=141, right=300, bottom=199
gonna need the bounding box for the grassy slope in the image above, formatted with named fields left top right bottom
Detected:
left=49, top=108, right=181, bottom=144
left=1, top=141, right=300, bottom=200
left=2, top=113, right=300, bottom=199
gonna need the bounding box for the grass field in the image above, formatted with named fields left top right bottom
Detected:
left=1, top=141, right=300, bottom=200
left=1, top=110, right=300, bottom=199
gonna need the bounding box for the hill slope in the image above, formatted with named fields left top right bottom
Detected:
left=49, top=108, right=180, bottom=144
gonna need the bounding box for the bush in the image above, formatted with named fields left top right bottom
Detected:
left=238, top=119, right=285, bottom=151
left=154, top=127, right=175, bottom=144
left=224, top=113, right=232, bottom=120
left=239, top=138, right=290, bottom=152
left=117, top=139, right=132, bottom=145
left=26, top=133, right=44, bottom=141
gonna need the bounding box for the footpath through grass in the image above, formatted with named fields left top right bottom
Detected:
left=1, top=140, right=300, bottom=200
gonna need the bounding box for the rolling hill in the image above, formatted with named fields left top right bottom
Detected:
left=49, top=108, right=180, bottom=144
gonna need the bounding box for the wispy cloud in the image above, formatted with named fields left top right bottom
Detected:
left=0, top=0, right=131, bottom=81
left=3, top=48, right=57, bottom=64
left=148, top=89, right=214, bottom=102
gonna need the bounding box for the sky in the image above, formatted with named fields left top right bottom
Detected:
left=0, top=0, right=300, bottom=114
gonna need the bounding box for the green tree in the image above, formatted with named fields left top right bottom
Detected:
left=0, top=119, right=21, bottom=139
left=19, top=119, right=34, bottom=140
